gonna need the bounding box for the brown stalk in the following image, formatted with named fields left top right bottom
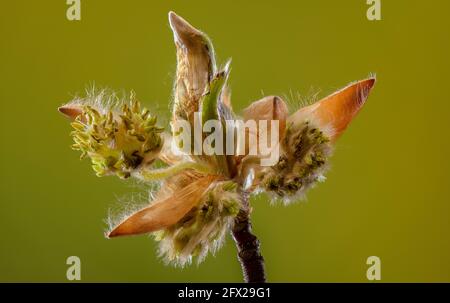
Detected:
left=231, top=192, right=266, bottom=283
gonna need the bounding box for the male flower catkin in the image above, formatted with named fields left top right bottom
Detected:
left=255, top=79, right=375, bottom=202
left=58, top=11, right=376, bottom=274
left=61, top=93, right=164, bottom=179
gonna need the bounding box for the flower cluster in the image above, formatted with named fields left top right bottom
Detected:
left=154, top=180, right=240, bottom=266
left=259, top=120, right=333, bottom=200
left=58, top=11, right=375, bottom=266
left=69, top=98, right=163, bottom=179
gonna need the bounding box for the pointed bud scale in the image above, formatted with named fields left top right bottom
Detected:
left=58, top=105, right=83, bottom=120
left=243, top=95, right=289, bottom=138
left=288, top=78, right=375, bottom=140
left=107, top=175, right=217, bottom=238
left=237, top=96, right=289, bottom=161
left=169, top=11, right=216, bottom=121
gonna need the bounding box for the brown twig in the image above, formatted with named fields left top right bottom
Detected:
left=231, top=192, right=266, bottom=283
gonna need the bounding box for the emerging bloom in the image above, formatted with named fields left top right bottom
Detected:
left=255, top=79, right=375, bottom=202
left=58, top=12, right=375, bottom=267
left=62, top=91, right=164, bottom=179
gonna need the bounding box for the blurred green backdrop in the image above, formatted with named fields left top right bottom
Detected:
left=1, top=0, right=449, bottom=282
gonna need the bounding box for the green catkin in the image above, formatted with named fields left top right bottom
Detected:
left=70, top=98, right=164, bottom=178
left=259, top=121, right=333, bottom=199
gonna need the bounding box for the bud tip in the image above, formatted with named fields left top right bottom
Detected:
left=58, top=105, right=82, bottom=120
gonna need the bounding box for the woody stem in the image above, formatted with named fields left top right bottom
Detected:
left=231, top=192, right=266, bottom=283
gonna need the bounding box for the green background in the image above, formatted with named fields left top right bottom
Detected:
left=1, top=0, right=449, bottom=282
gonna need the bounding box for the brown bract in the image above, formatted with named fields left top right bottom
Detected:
left=288, top=78, right=375, bottom=141
left=107, top=175, right=217, bottom=237
left=58, top=105, right=82, bottom=120
left=169, top=12, right=216, bottom=123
